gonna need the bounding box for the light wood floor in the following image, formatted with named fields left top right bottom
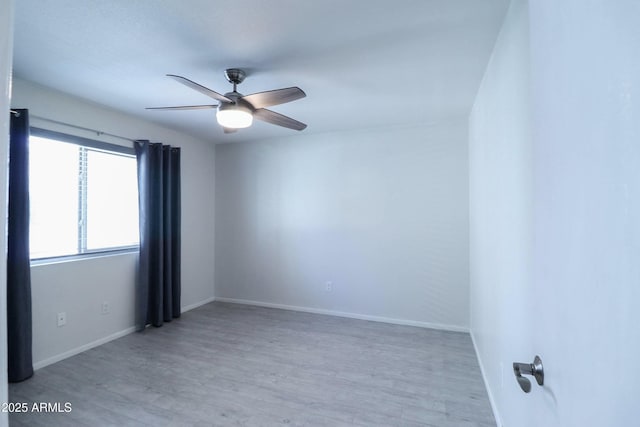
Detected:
left=9, top=302, right=496, bottom=426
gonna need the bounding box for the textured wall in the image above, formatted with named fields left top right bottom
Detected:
left=469, top=0, right=533, bottom=424
left=215, top=120, right=470, bottom=330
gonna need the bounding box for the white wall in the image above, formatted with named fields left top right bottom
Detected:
left=469, top=0, right=533, bottom=425
left=215, top=120, right=470, bottom=330
left=528, top=1, right=640, bottom=425
left=470, top=0, right=640, bottom=425
left=11, top=78, right=216, bottom=367
left=0, top=1, right=14, bottom=425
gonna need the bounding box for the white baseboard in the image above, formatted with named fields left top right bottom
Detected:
left=33, top=326, right=137, bottom=370
left=33, top=296, right=217, bottom=371
left=215, top=297, right=469, bottom=333
left=471, top=330, right=502, bottom=427
left=181, top=296, right=216, bottom=312
left=33, top=296, right=466, bottom=371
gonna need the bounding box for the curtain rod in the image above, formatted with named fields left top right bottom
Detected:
left=10, top=109, right=20, bottom=116
left=30, top=114, right=136, bottom=143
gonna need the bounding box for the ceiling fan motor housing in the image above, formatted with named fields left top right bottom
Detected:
left=218, top=96, right=253, bottom=113
left=219, top=91, right=254, bottom=111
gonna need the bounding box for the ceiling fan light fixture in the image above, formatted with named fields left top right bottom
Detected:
left=216, top=104, right=253, bottom=129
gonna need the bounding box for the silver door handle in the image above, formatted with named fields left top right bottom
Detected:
left=513, top=355, right=544, bottom=393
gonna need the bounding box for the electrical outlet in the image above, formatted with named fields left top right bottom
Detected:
left=101, top=301, right=110, bottom=315
left=57, top=312, right=66, bottom=327
left=325, top=281, right=333, bottom=292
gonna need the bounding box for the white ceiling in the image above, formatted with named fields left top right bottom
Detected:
left=12, top=0, right=508, bottom=143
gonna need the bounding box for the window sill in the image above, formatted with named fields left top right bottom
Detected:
left=30, top=247, right=139, bottom=267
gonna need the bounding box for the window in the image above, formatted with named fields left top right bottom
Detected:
left=29, top=128, right=139, bottom=260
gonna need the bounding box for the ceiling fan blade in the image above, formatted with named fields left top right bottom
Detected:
left=167, top=74, right=232, bottom=103
left=146, top=105, right=218, bottom=110
left=223, top=127, right=237, bottom=134
left=241, top=87, right=306, bottom=109
left=253, top=108, right=307, bottom=131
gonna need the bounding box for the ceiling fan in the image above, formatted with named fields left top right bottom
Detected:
left=147, top=68, right=307, bottom=133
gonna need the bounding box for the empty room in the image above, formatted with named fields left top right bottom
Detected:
left=0, top=0, right=638, bottom=426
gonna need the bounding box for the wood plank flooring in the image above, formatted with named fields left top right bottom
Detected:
left=9, top=302, right=496, bottom=426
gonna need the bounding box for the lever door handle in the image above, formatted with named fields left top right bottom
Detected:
left=513, top=355, right=544, bottom=393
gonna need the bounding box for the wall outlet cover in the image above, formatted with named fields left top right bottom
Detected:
left=57, top=312, right=66, bottom=327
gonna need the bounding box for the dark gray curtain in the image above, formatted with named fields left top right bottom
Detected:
left=134, top=140, right=181, bottom=330
left=7, top=109, right=33, bottom=382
